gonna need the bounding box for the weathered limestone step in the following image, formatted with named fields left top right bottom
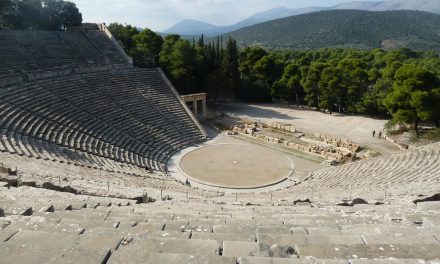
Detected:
left=115, top=237, right=220, bottom=256
left=0, top=202, right=32, bottom=216
left=361, top=233, right=439, bottom=245
left=349, top=259, right=440, bottom=264
left=422, top=217, right=440, bottom=229
left=0, top=230, right=111, bottom=264
left=222, top=241, right=297, bottom=258
left=58, top=216, right=116, bottom=230
left=295, top=244, right=440, bottom=259
left=306, top=230, right=364, bottom=245
left=192, top=232, right=256, bottom=247
left=284, top=215, right=338, bottom=228
left=238, top=257, right=347, bottom=264
left=5, top=219, right=85, bottom=235
left=226, top=219, right=284, bottom=226
left=108, top=252, right=236, bottom=264
left=256, top=233, right=307, bottom=245
left=417, top=202, right=440, bottom=212
left=213, top=225, right=290, bottom=235
left=158, top=220, right=188, bottom=232
left=77, top=232, right=124, bottom=251
left=130, top=221, right=165, bottom=232
left=0, top=228, right=17, bottom=242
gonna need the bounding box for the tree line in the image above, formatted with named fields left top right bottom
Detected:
left=109, top=23, right=440, bottom=134
left=0, top=0, right=82, bottom=30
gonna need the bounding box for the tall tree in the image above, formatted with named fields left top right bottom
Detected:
left=1, top=0, right=82, bottom=29
left=167, top=39, right=200, bottom=94
left=42, top=0, right=82, bottom=29
left=301, top=62, right=327, bottom=108
left=383, top=64, right=439, bottom=136
left=131, top=28, right=163, bottom=67
left=222, top=37, right=240, bottom=97
left=272, top=63, right=304, bottom=105
left=159, top=34, right=181, bottom=73
left=107, top=23, right=139, bottom=51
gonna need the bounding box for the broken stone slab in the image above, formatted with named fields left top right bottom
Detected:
left=222, top=241, right=298, bottom=258
left=108, top=252, right=236, bottom=264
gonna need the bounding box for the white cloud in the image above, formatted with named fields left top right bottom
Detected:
left=71, top=0, right=380, bottom=31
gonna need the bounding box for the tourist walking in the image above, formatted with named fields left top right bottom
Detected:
left=372, top=130, right=376, bottom=138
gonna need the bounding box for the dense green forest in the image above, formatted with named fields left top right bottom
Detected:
left=109, top=23, right=440, bottom=134
left=0, top=0, right=82, bottom=29
left=224, top=10, right=440, bottom=52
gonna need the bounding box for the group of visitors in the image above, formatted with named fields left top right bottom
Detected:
left=372, top=130, right=385, bottom=139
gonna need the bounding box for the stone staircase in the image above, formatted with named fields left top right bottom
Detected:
left=1, top=185, right=439, bottom=263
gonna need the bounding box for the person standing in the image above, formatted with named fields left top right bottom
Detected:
left=372, top=130, right=376, bottom=138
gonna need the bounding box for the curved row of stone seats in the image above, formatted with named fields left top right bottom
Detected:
left=1, top=186, right=440, bottom=263
left=0, top=152, right=198, bottom=200
left=0, top=68, right=205, bottom=173
left=0, top=29, right=127, bottom=72
left=0, top=29, right=130, bottom=87
left=294, top=144, right=440, bottom=195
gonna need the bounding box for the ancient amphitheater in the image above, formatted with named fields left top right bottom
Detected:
left=0, top=24, right=439, bottom=264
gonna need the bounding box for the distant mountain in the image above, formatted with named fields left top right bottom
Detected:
left=223, top=10, right=440, bottom=52
left=162, top=0, right=440, bottom=36
left=163, top=19, right=225, bottom=36
left=163, top=6, right=327, bottom=36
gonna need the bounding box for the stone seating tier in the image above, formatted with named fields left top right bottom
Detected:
left=0, top=68, right=206, bottom=173
left=0, top=186, right=440, bottom=263
left=0, top=29, right=130, bottom=87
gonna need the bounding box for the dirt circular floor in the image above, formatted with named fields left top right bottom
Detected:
left=179, top=143, right=293, bottom=188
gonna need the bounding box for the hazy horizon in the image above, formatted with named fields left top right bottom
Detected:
left=70, top=0, right=383, bottom=31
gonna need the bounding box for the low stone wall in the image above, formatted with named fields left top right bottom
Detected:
left=232, top=122, right=362, bottom=164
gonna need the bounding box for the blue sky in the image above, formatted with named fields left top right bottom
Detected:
left=71, top=0, right=380, bottom=31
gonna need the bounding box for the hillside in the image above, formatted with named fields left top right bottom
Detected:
left=223, top=10, right=440, bottom=51
left=334, top=0, right=440, bottom=13
left=162, top=0, right=439, bottom=36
